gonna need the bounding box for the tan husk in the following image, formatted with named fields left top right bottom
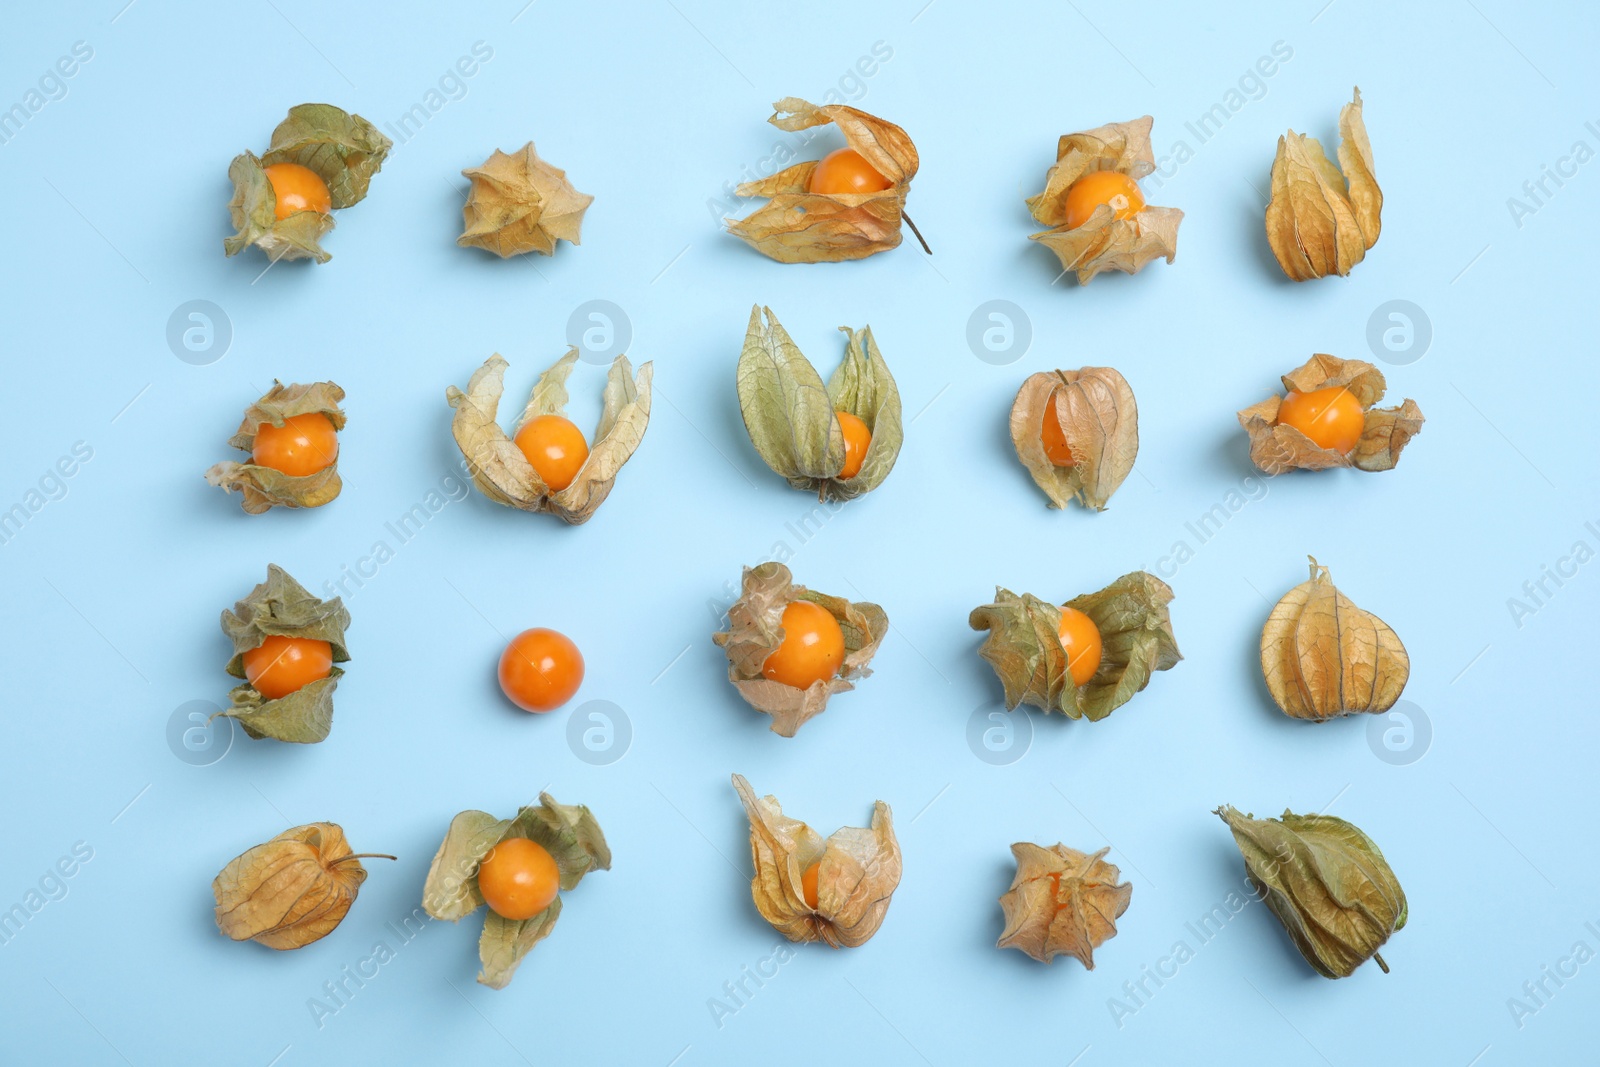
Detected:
left=997, top=843, right=1131, bottom=968
left=224, top=104, right=391, bottom=263
left=712, top=562, right=888, bottom=737
left=1027, top=116, right=1182, bottom=283
left=1010, top=368, right=1138, bottom=510
left=726, top=98, right=918, bottom=263
left=737, top=305, right=903, bottom=501
left=446, top=350, right=652, bottom=524
left=458, top=142, right=593, bottom=258
left=213, top=823, right=389, bottom=949
left=1217, top=806, right=1406, bottom=978
left=421, top=794, right=611, bottom=990
left=1237, top=353, right=1424, bottom=474
left=969, top=572, right=1179, bottom=721
left=1260, top=557, right=1409, bottom=721
left=732, top=774, right=901, bottom=948
left=1264, top=88, right=1381, bottom=280
left=220, top=565, right=350, bottom=743
left=205, top=381, right=346, bottom=513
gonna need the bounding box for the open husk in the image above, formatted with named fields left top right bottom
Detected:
left=1261, top=557, right=1409, bottom=721
left=1010, top=368, right=1137, bottom=510
left=737, top=305, right=903, bottom=502
left=712, top=562, right=887, bottom=737
left=1027, top=116, right=1182, bottom=283
left=726, top=98, right=918, bottom=263
left=224, top=103, right=391, bottom=264
left=204, top=381, right=345, bottom=513
left=1217, top=806, right=1406, bottom=978
left=447, top=350, right=652, bottom=524
left=732, top=774, right=901, bottom=948
left=1238, top=354, right=1423, bottom=474
left=458, top=142, right=593, bottom=258
left=1264, top=89, right=1380, bottom=280
left=213, top=823, right=389, bottom=949
left=219, top=565, right=350, bottom=743
left=997, top=843, right=1131, bottom=968
left=969, top=572, right=1179, bottom=721
left=421, top=794, right=610, bottom=989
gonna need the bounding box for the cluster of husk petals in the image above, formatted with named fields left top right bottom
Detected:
left=220, top=565, right=350, bottom=744
left=213, top=823, right=390, bottom=949
left=1264, top=89, right=1381, bottom=280
left=970, top=572, right=1179, bottom=721
left=1261, top=558, right=1409, bottom=721
left=225, top=103, right=391, bottom=264
left=737, top=305, right=903, bottom=502
left=1026, top=116, right=1182, bottom=283
left=446, top=350, right=652, bottom=524
left=1238, top=354, right=1423, bottom=474
left=1010, top=368, right=1138, bottom=510
left=1216, top=806, right=1407, bottom=978
left=997, top=843, right=1131, bottom=968
left=732, top=774, right=901, bottom=948
left=458, top=142, right=593, bottom=258
left=421, top=794, right=611, bottom=989
left=204, top=381, right=345, bottom=513
left=712, top=563, right=888, bottom=737
left=726, top=98, right=919, bottom=263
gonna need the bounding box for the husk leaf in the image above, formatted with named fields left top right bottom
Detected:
left=458, top=142, right=593, bottom=258
left=1264, top=88, right=1381, bottom=281
left=1260, top=557, right=1409, bottom=721
left=204, top=381, right=345, bottom=513
left=421, top=794, right=610, bottom=990
left=732, top=774, right=901, bottom=948
left=1026, top=116, right=1181, bottom=283
left=969, top=572, right=1180, bottom=721
left=1237, top=354, right=1423, bottom=474
left=1010, top=368, right=1138, bottom=510
left=737, top=306, right=902, bottom=501
left=1216, top=806, right=1406, bottom=978
left=712, top=562, right=888, bottom=736
left=212, top=823, right=375, bottom=950
left=224, top=151, right=335, bottom=263
left=997, top=843, right=1131, bottom=968
left=446, top=351, right=652, bottom=524
left=726, top=98, right=918, bottom=263
left=218, top=565, right=350, bottom=743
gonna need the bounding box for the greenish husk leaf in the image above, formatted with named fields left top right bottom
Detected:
left=712, top=562, right=888, bottom=737
left=458, top=142, right=593, bottom=257
left=1216, top=805, right=1406, bottom=978
left=205, top=381, right=346, bottom=514
left=421, top=794, right=610, bottom=989
left=969, top=571, right=1180, bottom=721
left=225, top=151, right=335, bottom=263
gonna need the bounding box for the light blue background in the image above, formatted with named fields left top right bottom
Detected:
left=2, top=1, right=1596, bottom=1063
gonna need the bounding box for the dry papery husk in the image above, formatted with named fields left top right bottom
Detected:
left=446, top=350, right=652, bottom=524
left=220, top=565, right=350, bottom=743
left=1265, top=88, right=1381, bottom=281
left=726, top=98, right=919, bottom=263
left=1010, top=368, right=1138, bottom=510
left=737, top=305, right=903, bottom=502
left=1027, top=116, right=1182, bottom=283
left=997, top=843, right=1131, bottom=968
left=421, top=793, right=611, bottom=990
left=458, top=142, right=593, bottom=258
left=712, top=562, right=887, bottom=737
left=204, top=381, right=345, bottom=514
left=732, top=774, right=901, bottom=948
left=224, top=103, right=391, bottom=264
left=213, top=822, right=390, bottom=949
left=969, top=572, right=1179, bottom=721
left=1238, top=354, right=1423, bottom=474
left=1261, top=557, right=1409, bottom=721
left=1217, top=805, right=1406, bottom=978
